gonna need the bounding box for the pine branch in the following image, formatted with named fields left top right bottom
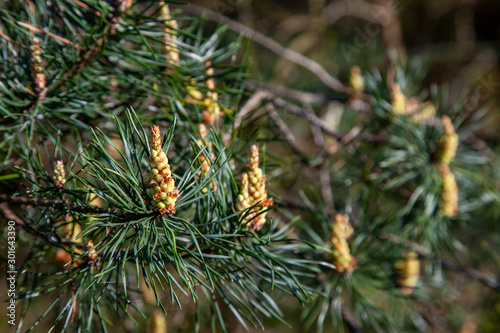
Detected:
left=0, top=202, right=83, bottom=248
left=271, top=97, right=383, bottom=144
left=0, top=194, right=115, bottom=215
left=246, top=80, right=335, bottom=104
left=265, top=103, right=307, bottom=157
left=230, top=88, right=382, bottom=145
left=17, top=21, right=83, bottom=50
left=176, top=4, right=352, bottom=94
left=342, top=303, right=363, bottom=333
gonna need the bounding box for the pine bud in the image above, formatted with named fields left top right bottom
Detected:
left=395, top=252, right=420, bottom=295
left=196, top=124, right=217, bottom=192
left=160, top=3, right=179, bottom=67
left=439, top=164, right=458, bottom=217
left=198, top=123, right=208, bottom=140
left=349, top=66, right=364, bottom=94
left=30, top=37, right=46, bottom=99
left=110, top=0, right=133, bottom=13
left=186, top=79, right=204, bottom=101
left=146, top=310, right=167, bottom=333
left=148, top=125, right=179, bottom=215
left=197, top=123, right=211, bottom=174
left=86, top=240, right=98, bottom=264
left=390, top=83, right=407, bottom=115
left=236, top=145, right=273, bottom=231
left=53, top=249, right=74, bottom=270
left=437, top=115, right=458, bottom=165
left=205, top=62, right=216, bottom=91
left=411, top=101, right=436, bottom=124
left=120, top=0, right=133, bottom=13
left=237, top=173, right=250, bottom=211
left=201, top=61, right=220, bottom=125
left=53, top=160, right=66, bottom=188
left=328, top=214, right=356, bottom=274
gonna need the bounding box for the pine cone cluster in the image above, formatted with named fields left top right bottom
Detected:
left=149, top=125, right=179, bottom=214
left=329, top=214, right=356, bottom=274
left=236, top=145, right=273, bottom=231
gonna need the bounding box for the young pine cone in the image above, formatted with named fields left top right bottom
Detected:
left=30, top=37, right=46, bottom=99
left=328, top=214, right=356, bottom=274
left=236, top=145, right=273, bottom=231
left=395, top=252, right=420, bottom=295
left=439, top=164, right=458, bottom=217
left=148, top=125, right=179, bottom=215
left=53, top=160, right=66, bottom=188
left=437, top=115, right=458, bottom=165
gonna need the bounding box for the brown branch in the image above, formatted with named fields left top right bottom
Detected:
left=234, top=90, right=272, bottom=131
left=0, top=157, right=24, bottom=174
left=342, top=303, right=363, bottom=333
left=280, top=198, right=332, bottom=216
left=340, top=124, right=363, bottom=145
left=229, top=88, right=383, bottom=146
left=0, top=194, right=115, bottom=215
left=323, top=0, right=385, bottom=25
left=177, top=4, right=351, bottom=94
left=265, top=103, right=307, bottom=157
left=0, top=27, right=20, bottom=47
left=303, top=105, right=335, bottom=213
left=0, top=202, right=25, bottom=226
left=319, top=166, right=335, bottom=214
left=246, top=80, right=333, bottom=105
left=272, top=97, right=383, bottom=144
left=17, top=21, right=83, bottom=50
left=0, top=202, right=82, bottom=248
left=323, top=0, right=405, bottom=54
left=271, top=97, right=343, bottom=141
left=0, top=137, right=56, bottom=173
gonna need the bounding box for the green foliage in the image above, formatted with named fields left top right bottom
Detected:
left=0, top=1, right=499, bottom=332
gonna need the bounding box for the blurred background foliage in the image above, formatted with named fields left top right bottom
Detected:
left=179, top=0, right=500, bottom=332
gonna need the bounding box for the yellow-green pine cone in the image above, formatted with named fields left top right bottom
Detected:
left=160, top=2, right=179, bottom=67
left=119, top=0, right=133, bottom=13
left=391, top=83, right=407, bottom=115
left=86, top=240, right=98, bottom=264
left=349, top=66, right=364, bottom=94
left=411, top=101, right=436, bottom=124
left=236, top=145, right=273, bottom=231
left=236, top=173, right=250, bottom=212
left=202, top=61, right=220, bottom=125
left=30, top=37, right=46, bottom=98
left=146, top=310, right=167, bottom=333
left=247, top=144, right=259, bottom=171
left=246, top=145, right=273, bottom=231
left=197, top=123, right=211, bottom=174
left=53, top=160, right=66, bottom=187
left=395, top=252, right=420, bottom=295
left=329, top=214, right=356, bottom=274
left=198, top=123, right=208, bottom=140
left=186, top=78, right=204, bottom=101
left=437, top=115, right=458, bottom=164
left=149, top=125, right=179, bottom=215
left=439, top=164, right=458, bottom=217
left=205, top=62, right=216, bottom=90
left=196, top=124, right=217, bottom=192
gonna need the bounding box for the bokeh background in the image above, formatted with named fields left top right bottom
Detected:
left=183, top=0, right=500, bottom=138
left=175, top=1, right=500, bottom=332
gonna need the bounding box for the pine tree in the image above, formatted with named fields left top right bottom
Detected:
left=1, top=1, right=499, bottom=332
